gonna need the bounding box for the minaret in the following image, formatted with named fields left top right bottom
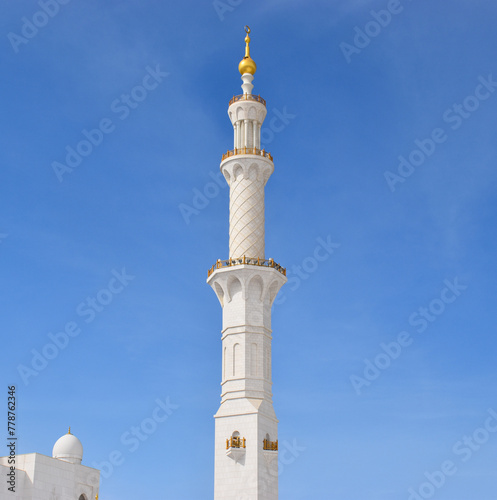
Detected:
left=207, top=26, right=287, bottom=500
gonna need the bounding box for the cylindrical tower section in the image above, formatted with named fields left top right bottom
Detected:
left=228, top=98, right=266, bottom=150
left=230, top=162, right=265, bottom=258
left=221, top=156, right=273, bottom=259
left=222, top=98, right=272, bottom=259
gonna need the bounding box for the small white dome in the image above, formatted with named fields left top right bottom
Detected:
left=52, top=428, right=83, bottom=464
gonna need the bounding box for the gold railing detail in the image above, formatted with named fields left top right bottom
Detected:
left=222, top=147, right=273, bottom=162
left=263, top=439, right=278, bottom=451
left=226, top=436, right=246, bottom=449
left=229, top=94, right=266, bottom=107
left=208, top=256, right=286, bottom=278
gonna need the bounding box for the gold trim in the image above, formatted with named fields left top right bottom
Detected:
left=263, top=438, right=278, bottom=451
left=222, top=147, right=273, bottom=162
left=229, top=93, right=266, bottom=107
left=208, top=257, right=286, bottom=278
left=227, top=436, right=246, bottom=449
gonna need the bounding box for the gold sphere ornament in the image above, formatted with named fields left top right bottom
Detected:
left=238, top=25, right=257, bottom=75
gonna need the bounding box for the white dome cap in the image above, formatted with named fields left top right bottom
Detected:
left=52, top=428, right=83, bottom=464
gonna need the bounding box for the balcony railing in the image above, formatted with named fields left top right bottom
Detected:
left=226, top=436, right=246, bottom=449
left=229, top=94, right=266, bottom=107
left=208, top=257, right=286, bottom=278
left=263, top=439, right=278, bottom=451
left=222, top=147, right=273, bottom=162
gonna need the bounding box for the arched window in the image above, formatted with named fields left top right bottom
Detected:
left=229, top=431, right=245, bottom=449
left=233, top=343, right=240, bottom=376
left=250, top=343, right=258, bottom=376
left=79, top=495, right=88, bottom=500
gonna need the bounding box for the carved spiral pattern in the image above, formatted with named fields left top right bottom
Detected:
left=229, top=175, right=265, bottom=259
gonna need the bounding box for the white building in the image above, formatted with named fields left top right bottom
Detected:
left=0, top=429, right=100, bottom=500
left=207, top=26, right=286, bottom=500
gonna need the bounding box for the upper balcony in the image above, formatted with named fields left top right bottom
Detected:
left=229, top=93, right=266, bottom=107
left=222, top=147, right=273, bottom=162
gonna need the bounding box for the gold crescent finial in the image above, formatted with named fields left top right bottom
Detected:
left=244, top=26, right=251, bottom=58
left=238, top=25, right=256, bottom=75
left=68, top=427, right=71, bottom=434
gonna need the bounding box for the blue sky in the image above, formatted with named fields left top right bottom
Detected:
left=1, top=0, right=497, bottom=498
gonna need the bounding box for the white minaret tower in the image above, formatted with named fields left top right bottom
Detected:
left=207, top=26, right=287, bottom=500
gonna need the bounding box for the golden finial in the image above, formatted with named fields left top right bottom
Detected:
left=244, top=25, right=251, bottom=57
left=238, top=25, right=257, bottom=75
left=95, top=495, right=98, bottom=500
left=68, top=427, right=71, bottom=434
